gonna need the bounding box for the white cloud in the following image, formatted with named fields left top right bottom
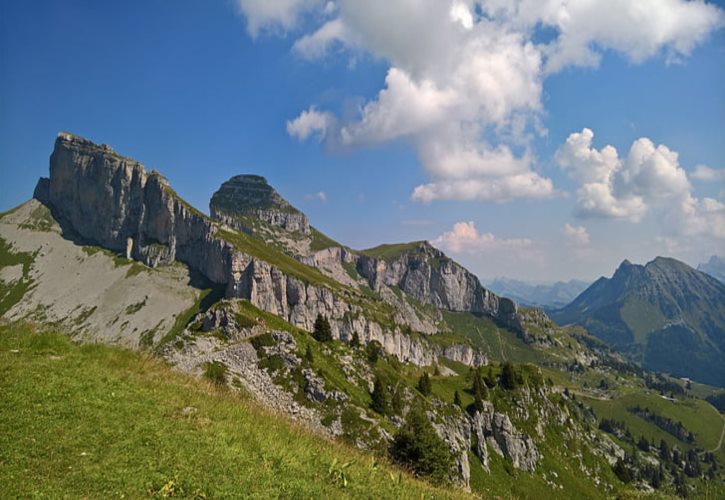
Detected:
left=293, top=18, right=350, bottom=59
left=479, top=0, right=725, bottom=72
left=235, top=0, right=324, bottom=37
left=286, top=106, right=334, bottom=141
left=304, top=191, right=327, bottom=202
left=339, top=68, right=459, bottom=145
left=431, top=221, right=532, bottom=253
left=238, top=0, right=724, bottom=203
left=412, top=173, right=554, bottom=203
left=562, top=223, right=590, bottom=245
left=556, top=128, right=725, bottom=239
left=692, top=164, right=725, bottom=181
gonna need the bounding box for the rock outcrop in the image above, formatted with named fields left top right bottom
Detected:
left=357, top=242, right=521, bottom=332
left=40, top=132, right=236, bottom=282
left=472, top=407, right=540, bottom=472
left=210, top=174, right=310, bottom=234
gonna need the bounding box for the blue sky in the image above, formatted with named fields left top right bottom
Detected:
left=1, top=0, right=724, bottom=282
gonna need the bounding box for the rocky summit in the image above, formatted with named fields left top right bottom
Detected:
left=210, top=174, right=310, bottom=234
left=3, top=132, right=723, bottom=498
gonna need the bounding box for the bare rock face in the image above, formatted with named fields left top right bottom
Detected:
left=471, top=405, right=541, bottom=472
left=42, top=132, right=236, bottom=283
left=357, top=242, right=522, bottom=332
left=35, top=132, right=489, bottom=368
left=210, top=174, right=310, bottom=234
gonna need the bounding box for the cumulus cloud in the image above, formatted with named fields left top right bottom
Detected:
left=692, top=164, right=725, bottom=181
left=236, top=0, right=724, bottom=202
left=235, top=0, right=325, bottom=37
left=293, top=18, right=351, bottom=59
left=556, top=128, right=725, bottom=239
left=286, top=106, right=334, bottom=141
left=431, top=221, right=532, bottom=253
left=304, top=191, right=327, bottom=202
left=562, top=223, right=590, bottom=245
left=412, top=173, right=554, bottom=203
left=480, top=0, right=724, bottom=71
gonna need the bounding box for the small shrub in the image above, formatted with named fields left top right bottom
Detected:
left=304, top=345, right=314, bottom=364
left=250, top=332, right=275, bottom=350
left=350, top=331, right=361, bottom=348
left=234, top=312, right=257, bottom=329
left=366, top=340, right=384, bottom=364
left=203, top=361, right=228, bottom=386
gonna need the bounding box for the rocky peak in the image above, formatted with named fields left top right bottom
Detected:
left=210, top=174, right=310, bottom=234
left=357, top=240, right=522, bottom=332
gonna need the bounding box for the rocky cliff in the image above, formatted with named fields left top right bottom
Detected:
left=210, top=174, right=310, bottom=234
left=357, top=241, right=522, bottom=332
left=33, top=133, right=488, bottom=367
left=36, top=132, right=236, bottom=282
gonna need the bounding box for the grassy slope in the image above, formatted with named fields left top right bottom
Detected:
left=0, top=322, right=466, bottom=499
left=309, top=227, right=341, bottom=252
left=0, top=236, right=35, bottom=317
left=218, top=228, right=343, bottom=290
left=359, top=241, right=426, bottom=261
left=584, top=392, right=724, bottom=454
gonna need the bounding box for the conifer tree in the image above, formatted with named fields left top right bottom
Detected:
left=370, top=376, right=391, bottom=415
left=312, top=313, right=332, bottom=342
left=417, top=372, right=432, bottom=396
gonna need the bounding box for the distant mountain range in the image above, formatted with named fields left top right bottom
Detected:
left=698, top=255, right=725, bottom=284
left=551, top=257, right=725, bottom=387
left=486, top=278, right=590, bottom=309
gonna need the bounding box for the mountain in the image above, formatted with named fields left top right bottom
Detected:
left=487, top=278, right=590, bottom=309
left=2, top=132, right=723, bottom=497
left=698, top=255, right=725, bottom=284
left=551, top=257, right=725, bottom=387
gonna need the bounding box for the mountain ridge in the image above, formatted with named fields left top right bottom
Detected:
left=552, top=256, right=725, bottom=386
left=486, top=277, right=590, bottom=309
left=3, top=131, right=723, bottom=496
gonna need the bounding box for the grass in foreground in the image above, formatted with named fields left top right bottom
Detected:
left=0, top=322, right=467, bottom=499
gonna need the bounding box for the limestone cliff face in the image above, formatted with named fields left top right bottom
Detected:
left=34, top=134, right=443, bottom=365
left=35, top=133, right=492, bottom=367
left=210, top=174, right=310, bottom=234
left=40, top=132, right=236, bottom=282
left=357, top=242, right=522, bottom=332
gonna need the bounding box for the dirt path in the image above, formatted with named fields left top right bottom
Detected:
left=701, top=413, right=725, bottom=456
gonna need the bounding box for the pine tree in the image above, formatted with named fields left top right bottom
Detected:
left=485, top=366, right=496, bottom=388
left=370, top=376, right=391, bottom=415
left=659, top=439, right=670, bottom=462
left=350, top=330, right=360, bottom=348
left=501, top=361, right=518, bottom=390
left=392, top=385, right=405, bottom=414
left=471, top=367, right=487, bottom=413
left=417, top=372, right=432, bottom=396
left=453, top=390, right=462, bottom=408
left=312, top=314, right=332, bottom=342
left=391, top=405, right=454, bottom=484
left=638, top=436, right=650, bottom=452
